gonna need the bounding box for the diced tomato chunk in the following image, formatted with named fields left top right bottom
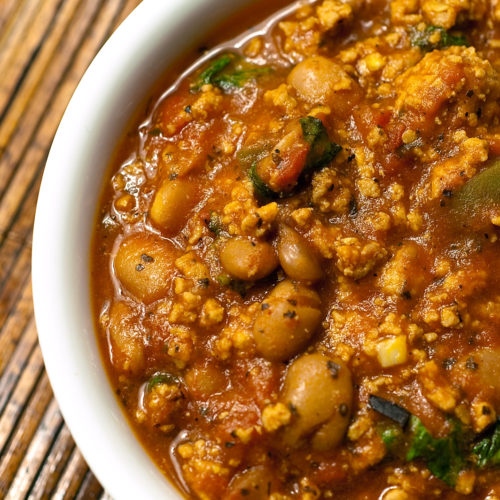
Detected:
left=256, top=124, right=310, bottom=192
left=272, top=142, right=310, bottom=189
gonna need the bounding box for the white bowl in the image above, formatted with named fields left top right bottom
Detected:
left=32, top=1, right=254, bottom=498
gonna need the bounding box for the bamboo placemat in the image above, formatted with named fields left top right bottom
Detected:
left=0, top=1, right=141, bottom=498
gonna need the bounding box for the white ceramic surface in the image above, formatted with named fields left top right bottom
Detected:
left=32, top=1, right=253, bottom=498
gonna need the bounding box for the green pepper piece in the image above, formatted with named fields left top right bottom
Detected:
left=299, top=116, right=341, bottom=173
left=451, top=159, right=500, bottom=225
left=248, top=162, right=278, bottom=202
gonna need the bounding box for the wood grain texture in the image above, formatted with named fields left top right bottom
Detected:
left=0, top=1, right=142, bottom=498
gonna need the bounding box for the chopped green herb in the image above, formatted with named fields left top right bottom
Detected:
left=229, top=279, right=251, bottom=297
left=213, top=67, right=272, bottom=91
left=191, top=53, right=272, bottom=92
left=191, top=54, right=234, bottom=91
left=149, top=127, right=162, bottom=136
left=216, top=274, right=232, bottom=287
left=410, top=25, right=468, bottom=52
left=377, top=421, right=404, bottom=454
left=207, top=211, right=223, bottom=236
left=382, top=425, right=401, bottom=446
left=473, top=419, right=500, bottom=468
left=216, top=274, right=251, bottom=297
left=406, top=416, right=465, bottom=486
left=147, top=372, right=179, bottom=391
left=299, top=116, right=341, bottom=173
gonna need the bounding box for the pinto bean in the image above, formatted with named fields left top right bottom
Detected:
left=452, top=348, right=500, bottom=403
left=281, top=352, right=353, bottom=451
left=107, top=301, right=145, bottom=374
left=150, top=178, right=199, bottom=235
left=278, top=224, right=323, bottom=282
left=253, top=280, right=321, bottom=361
left=219, top=237, right=278, bottom=281
left=114, top=233, right=178, bottom=303
left=287, top=56, right=361, bottom=118
left=226, top=465, right=276, bottom=500
left=287, top=56, right=349, bottom=103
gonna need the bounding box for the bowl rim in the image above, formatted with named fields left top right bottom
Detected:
left=32, top=0, right=253, bottom=498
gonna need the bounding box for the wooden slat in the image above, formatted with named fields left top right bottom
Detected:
left=51, top=448, right=89, bottom=500
left=0, top=2, right=41, bottom=76
left=0, top=0, right=28, bottom=36
left=0, top=320, right=39, bottom=422
left=0, top=0, right=82, bottom=152
left=4, top=399, right=63, bottom=500
left=0, top=0, right=65, bottom=120
left=0, top=0, right=131, bottom=238
left=27, top=426, right=76, bottom=500
left=0, top=0, right=103, bottom=209
left=74, top=470, right=104, bottom=500
left=0, top=0, right=142, bottom=498
left=112, top=0, right=139, bottom=29
left=0, top=372, right=53, bottom=494
left=0, top=246, right=32, bottom=332
left=0, top=280, right=33, bottom=375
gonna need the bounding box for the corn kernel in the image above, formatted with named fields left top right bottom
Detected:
left=376, top=336, right=408, bottom=367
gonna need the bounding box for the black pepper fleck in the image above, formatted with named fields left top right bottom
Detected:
left=327, top=360, right=341, bottom=378
left=442, top=357, right=456, bottom=370
left=141, top=254, right=154, bottom=263
left=465, top=357, right=478, bottom=370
